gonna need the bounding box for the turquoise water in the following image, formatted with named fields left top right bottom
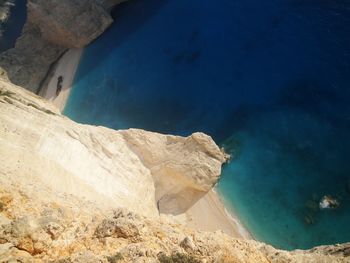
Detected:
left=65, top=0, right=350, bottom=250
left=0, top=0, right=26, bottom=52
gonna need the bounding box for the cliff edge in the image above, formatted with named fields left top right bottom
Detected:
left=0, top=79, right=227, bottom=219
left=0, top=78, right=349, bottom=263
left=0, top=1, right=349, bottom=262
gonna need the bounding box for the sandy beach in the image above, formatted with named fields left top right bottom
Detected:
left=185, top=189, right=252, bottom=239
left=40, top=48, right=83, bottom=112
left=41, top=47, right=251, bottom=240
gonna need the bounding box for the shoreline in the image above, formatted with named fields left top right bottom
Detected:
left=41, top=47, right=252, bottom=240
left=185, top=189, right=252, bottom=239
left=40, top=48, right=83, bottom=112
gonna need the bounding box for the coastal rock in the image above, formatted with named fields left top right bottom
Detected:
left=0, top=0, right=125, bottom=93
left=319, top=195, right=340, bottom=209
left=27, top=0, right=112, bottom=48
left=1, top=186, right=349, bottom=263
left=0, top=77, right=350, bottom=262
left=94, top=209, right=143, bottom=240
left=120, top=129, right=228, bottom=215
left=180, top=236, right=196, bottom=251
left=0, top=79, right=226, bottom=219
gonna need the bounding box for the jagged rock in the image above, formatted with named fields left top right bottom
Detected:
left=319, top=195, right=340, bottom=209
left=180, top=236, right=196, bottom=252
left=95, top=210, right=142, bottom=240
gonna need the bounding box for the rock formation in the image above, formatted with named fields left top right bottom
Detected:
left=120, top=129, right=228, bottom=215
left=1, top=76, right=350, bottom=263
left=0, top=79, right=226, bottom=219
left=0, top=0, right=124, bottom=93
left=0, top=1, right=350, bottom=262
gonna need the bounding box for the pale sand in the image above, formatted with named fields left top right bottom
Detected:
left=40, top=48, right=83, bottom=112
left=40, top=47, right=252, bottom=240
left=185, top=189, right=252, bottom=239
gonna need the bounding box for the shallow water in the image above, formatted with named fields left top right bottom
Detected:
left=65, top=0, right=350, bottom=250
left=0, top=0, right=26, bottom=52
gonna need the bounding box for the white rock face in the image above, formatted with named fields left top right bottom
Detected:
left=0, top=79, right=227, bottom=218
left=120, top=129, right=228, bottom=215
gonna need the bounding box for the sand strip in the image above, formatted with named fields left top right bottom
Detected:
left=185, top=189, right=252, bottom=239
left=40, top=48, right=83, bottom=112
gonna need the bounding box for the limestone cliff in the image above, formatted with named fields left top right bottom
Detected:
left=0, top=0, right=124, bottom=93
left=0, top=79, right=226, bottom=219
left=1, top=78, right=349, bottom=262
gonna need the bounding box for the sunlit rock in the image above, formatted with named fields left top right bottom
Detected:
left=319, top=195, right=340, bottom=210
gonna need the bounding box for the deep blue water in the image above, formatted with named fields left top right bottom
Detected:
left=0, top=0, right=26, bottom=52
left=65, top=0, right=350, bottom=250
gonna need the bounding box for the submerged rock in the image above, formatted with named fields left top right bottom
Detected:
left=319, top=195, right=340, bottom=210
left=305, top=199, right=319, bottom=212
left=304, top=213, right=316, bottom=225
left=220, top=136, right=242, bottom=162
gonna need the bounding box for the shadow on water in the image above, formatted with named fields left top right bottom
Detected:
left=276, top=79, right=350, bottom=131
left=214, top=106, right=258, bottom=143
left=115, top=96, right=195, bottom=134
left=73, top=0, right=168, bottom=85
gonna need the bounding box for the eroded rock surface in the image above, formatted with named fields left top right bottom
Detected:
left=120, top=129, right=228, bottom=215
left=0, top=0, right=124, bottom=93
left=0, top=185, right=349, bottom=262
left=0, top=79, right=227, bottom=218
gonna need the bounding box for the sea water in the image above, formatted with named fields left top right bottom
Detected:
left=64, top=0, right=350, bottom=250
left=0, top=0, right=26, bottom=52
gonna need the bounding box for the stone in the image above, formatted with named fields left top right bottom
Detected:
left=44, top=222, right=63, bottom=240
left=95, top=217, right=140, bottom=240
left=180, top=236, right=196, bottom=252
left=319, top=195, right=340, bottom=209
left=121, top=129, right=228, bottom=215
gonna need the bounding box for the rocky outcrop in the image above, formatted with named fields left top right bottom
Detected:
left=0, top=79, right=227, bottom=219
left=120, top=129, right=228, bottom=215
left=1, top=74, right=349, bottom=263
left=0, top=182, right=349, bottom=262
left=27, top=0, right=112, bottom=48
left=0, top=0, right=124, bottom=93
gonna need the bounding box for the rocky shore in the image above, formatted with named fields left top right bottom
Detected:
left=0, top=0, right=349, bottom=262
